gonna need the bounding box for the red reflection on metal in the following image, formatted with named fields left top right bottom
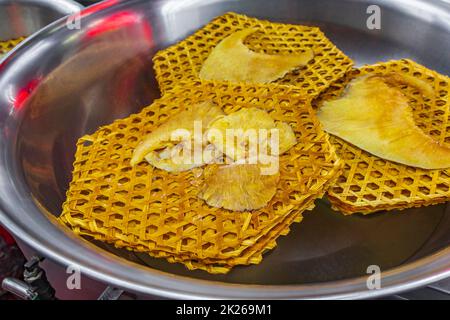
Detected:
left=80, top=0, right=119, bottom=17
left=85, top=11, right=145, bottom=38
left=13, top=78, right=40, bottom=110
left=0, top=225, right=15, bottom=245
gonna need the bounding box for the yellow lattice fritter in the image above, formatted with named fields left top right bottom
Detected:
left=313, top=59, right=450, bottom=214
left=153, top=12, right=353, bottom=98
left=60, top=80, right=342, bottom=273
left=0, top=37, right=25, bottom=55
left=158, top=178, right=339, bottom=274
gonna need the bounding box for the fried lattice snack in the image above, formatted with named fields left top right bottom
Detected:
left=313, top=59, right=450, bottom=214
left=0, top=36, right=25, bottom=55
left=60, top=81, right=342, bottom=273
left=153, top=12, right=353, bottom=97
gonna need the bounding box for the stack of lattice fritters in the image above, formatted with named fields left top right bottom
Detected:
left=313, top=59, right=450, bottom=214
left=60, top=81, right=342, bottom=273
left=60, top=12, right=353, bottom=273
left=0, top=36, right=25, bottom=55
left=60, top=11, right=450, bottom=273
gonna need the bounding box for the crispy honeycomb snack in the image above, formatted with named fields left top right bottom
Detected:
left=313, top=59, right=450, bottom=214
left=60, top=80, right=342, bottom=273
left=153, top=12, right=353, bottom=97
left=0, top=37, right=25, bottom=55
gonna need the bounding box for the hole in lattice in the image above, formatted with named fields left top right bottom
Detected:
left=182, top=238, right=195, bottom=246
left=332, top=186, right=343, bottom=194
left=223, top=232, right=237, bottom=241
left=80, top=190, right=91, bottom=196
left=92, top=219, right=103, bottom=228
left=76, top=199, right=88, bottom=206
left=133, top=183, right=146, bottom=191
left=168, top=193, right=179, bottom=202
left=367, top=183, right=379, bottom=190
left=100, top=184, right=111, bottom=191
left=401, top=189, right=411, bottom=197
left=420, top=175, right=432, bottom=182
left=384, top=180, right=396, bottom=188
left=113, top=201, right=125, bottom=208
left=221, top=247, right=235, bottom=254
left=388, top=168, right=400, bottom=176
left=183, top=223, right=196, bottom=232
left=118, top=177, right=130, bottom=184
left=370, top=171, right=383, bottom=178
left=107, top=163, right=118, bottom=170
left=92, top=206, right=106, bottom=213
left=165, top=217, right=177, bottom=226
left=273, top=201, right=284, bottom=210
left=363, top=194, right=377, bottom=201
left=403, top=177, right=414, bottom=185
left=257, top=213, right=269, bottom=223
left=129, top=208, right=143, bottom=215
left=382, top=192, right=394, bottom=199
left=202, top=243, right=214, bottom=251
left=419, top=186, right=430, bottom=195
left=343, top=151, right=355, bottom=160
left=146, top=225, right=158, bottom=234
left=162, top=232, right=176, bottom=241
left=147, top=213, right=160, bottom=220
left=96, top=195, right=109, bottom=201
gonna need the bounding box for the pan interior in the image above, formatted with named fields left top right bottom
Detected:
left=0, top=1, right=79, bottom=40
left=13, top=0, right=450, bottom=285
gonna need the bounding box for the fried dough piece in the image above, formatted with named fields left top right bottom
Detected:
left=131, top=101, right=224, bottom=171
left=207, top=107, right=297, bottom=160
left=317, top=75, right=450, bottom=169
left=197, top=160, right=280, bottom=211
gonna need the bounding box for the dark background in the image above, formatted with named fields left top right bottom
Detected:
left=77, top=0, right=104, bottom=6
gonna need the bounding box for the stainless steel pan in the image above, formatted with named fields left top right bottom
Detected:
left=0, top=0, right=449, bottom=299
left=0, top=0, right=83, bottom=40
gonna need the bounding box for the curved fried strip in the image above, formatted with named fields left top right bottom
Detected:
left=207, top=107, right=297, bottom=160
left=317, top=75, right=450, bottom=169
left=199, top=29, right=314, bottom=83
left=144, top=143, right=221, bottom=173
left=198, top=160, right=280, bottom=211
left=131, top=101, right=224, bottom=167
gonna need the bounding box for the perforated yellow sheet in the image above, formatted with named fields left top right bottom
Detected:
left=313, top=59, right=450, bottom=214
left=60, top=80, right=342, bottom=273
left=0, top=37, right=25, bottom=55
left=153, top=12, right=353, bottom=98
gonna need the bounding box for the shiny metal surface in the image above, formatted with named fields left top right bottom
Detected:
left=1, top=278, right=37, bottom=300
left=0, top=0, right=449, bottom=299
left=0, top=0, right=83, bottom=40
